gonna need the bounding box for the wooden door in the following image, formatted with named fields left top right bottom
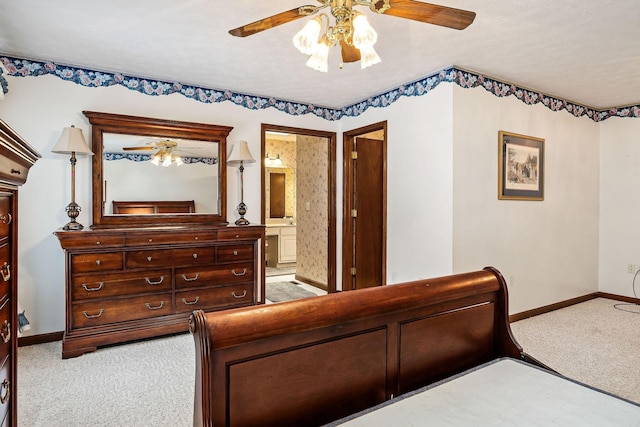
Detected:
left=343, top=124, right=386, bottom=291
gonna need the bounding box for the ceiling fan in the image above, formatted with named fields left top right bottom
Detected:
left=123, top=140, right=186, bottom=166
left=229, top=0, right=476, bottom=71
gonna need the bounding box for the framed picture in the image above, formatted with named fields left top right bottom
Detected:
left=498, top=131, right=544, bottom=200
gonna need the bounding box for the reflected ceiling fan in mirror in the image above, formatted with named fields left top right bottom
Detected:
left=229, top=0, right=476, bottom=72
left=123, top=139, right=187, bottom=167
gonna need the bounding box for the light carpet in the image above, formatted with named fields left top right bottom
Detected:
left=511, top=298, right=640, bottom=404
left=18, top=333, right=194, bottom=427
left=266, top=281, right=317, bottom=303
left=17, top=297, right=640, bottom=426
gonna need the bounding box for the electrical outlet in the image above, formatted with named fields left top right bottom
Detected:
left=627, top=264, right=636, bottom=274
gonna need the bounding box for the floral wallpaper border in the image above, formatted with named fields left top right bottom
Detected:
left=104, top=152, right=217, bottom=165
left=1, top=56, right=639, bottom=123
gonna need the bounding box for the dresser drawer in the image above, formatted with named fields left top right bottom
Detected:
left=71, top=252, right=124, bottom=273
left=0, top=244, right=9, bottom=301
left=175, top=262, right=254, bottom=289
left=175, top=284, right=254, bottom=313
left=126, top=230, right=218, bottom=246
left=217, top=244, right=254, bottom=263
left=0, top=198, right=10, bottom=240
left=0, top=299, right=10, bottom=362
left=218, top=227, right=263, bottom=241
left=72, top=293, right=172, bottom=328
left=126, top=247, right=215, bottom=269
left=72, top=269, right=172, bottom=300
left=56, top=233, right=126, bottom=249
left=0, top=354, right=10, bottom=424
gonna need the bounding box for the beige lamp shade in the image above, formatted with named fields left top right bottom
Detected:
left=52, top=126, right=93, bottom=155
left=227, top=140, right=255, bottom=164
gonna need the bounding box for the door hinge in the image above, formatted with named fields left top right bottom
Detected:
left=351, top=209, right=357, bottom=218
left=351, top=151, right=358, bottom=159
left=351, top=267, right=356, bottom=276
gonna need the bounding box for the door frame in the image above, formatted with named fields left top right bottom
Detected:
left=260, top=123, right=337, bottom=294
left=342, top=121, right=387, bottom=290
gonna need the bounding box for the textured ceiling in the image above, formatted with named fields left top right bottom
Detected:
left=1, top=0, right=639, bottom=110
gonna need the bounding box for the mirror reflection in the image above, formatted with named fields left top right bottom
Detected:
left=102, top=133, right=219, bottom=215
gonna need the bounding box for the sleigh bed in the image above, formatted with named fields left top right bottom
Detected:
left=189, top=267, right=640, bottom=426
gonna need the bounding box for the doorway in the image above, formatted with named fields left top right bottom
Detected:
left=261, top=124, right=337, bottom=295
left=342, top=122, right=387, bottom=291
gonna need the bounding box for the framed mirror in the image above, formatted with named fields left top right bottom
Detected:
left=84, top=111, right=232, bottom=228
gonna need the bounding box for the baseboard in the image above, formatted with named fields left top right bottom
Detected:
left=295, top=274, right=327, bottom=292
left=509, top=293, right=598, bottom=323
left=18, top=331, right=63, bottom=347
left=509, top=291, right=640, bottom=323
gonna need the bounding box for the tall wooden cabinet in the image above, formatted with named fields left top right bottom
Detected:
left=0, top=119, right=40, bottom=427
left=55, top=225, right=264, bottom=359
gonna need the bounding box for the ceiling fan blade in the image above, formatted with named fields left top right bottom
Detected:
left=123, top=146, right=155, bottom=151
left=384, top=0, right=476, bottom=30
left=341, top=41, right=361, bottom=63
left=229, top=7, right=314, bottom=37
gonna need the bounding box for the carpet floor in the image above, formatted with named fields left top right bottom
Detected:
left=17, top=297, right=640, bottom=425
left=511, top=298, right=640, bottom=404
left=266, top=281, right=318, bottom=303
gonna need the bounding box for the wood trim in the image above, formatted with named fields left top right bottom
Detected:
left=18, top=331, right=64, bottom=347
left=295, top=274, right=328, bottom=292
left=507, top=291, right=640, bottom=323
left=260, top=124, right=337, bottom=294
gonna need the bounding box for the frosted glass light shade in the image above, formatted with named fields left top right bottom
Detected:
left=352, top=14, right=377, bottom=48
left=293, top=17, right=322, bottom=55
left=359, top=44, right=382, bottom=69
left=306, top=40, right=330, bottom=72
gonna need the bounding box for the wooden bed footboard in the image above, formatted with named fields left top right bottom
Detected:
left=189, top=266, right=527, bottom=427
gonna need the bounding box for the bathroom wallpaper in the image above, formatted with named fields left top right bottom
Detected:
left=296, top=135, right=329, bottom=286
left=265, top=138, right=296, bottom=219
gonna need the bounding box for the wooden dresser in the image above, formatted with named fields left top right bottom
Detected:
left=0, top=119, right=40, bottom=427
left=55, top=225, right=264, bottom=359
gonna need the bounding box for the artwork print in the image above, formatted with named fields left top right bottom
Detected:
left=498, top=131, right=544, bottom=200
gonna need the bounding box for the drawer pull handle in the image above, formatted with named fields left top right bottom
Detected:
left=192, top=253, right=198, bottom=259
left=0, top=321, right=10, bottom=344
left=146, top=256, right=152, bottom=262
left=233, top=250, right=238, bottom=256
left=95, top=241, right=101, bottom=245
left=95, top=260, right=101, bottom=266
left=145, top=276, right=165, bottom=285
left=232, top=290, right=247, bottom=299
left=0, top=379, right=9, bottom=404
left=181, top=273, right=200, bottom=282
left=0, top=263, right=9, bottom=282
left=232, top=268, right=247, bottom=276
left=148, top=238, right=153, bottom=243
left=0, top=213, right=11, bottom=225
left=145, top=301, right=165, bottom=310
left=82, top=309, right=104, bottom=319
left=82, top=282, right=104, bottom=292
left=182, top=296, right=200, bottom=305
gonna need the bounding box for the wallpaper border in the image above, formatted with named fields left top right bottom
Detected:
left=1, top=56, right=639, bottom=123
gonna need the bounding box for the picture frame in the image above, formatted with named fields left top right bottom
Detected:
left=498, top=131, right=544, bottom=200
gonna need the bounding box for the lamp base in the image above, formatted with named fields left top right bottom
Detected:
left=235, top=217, right=250, bottom=226
left=235, top=202, right=250, bottom=226
left=62, top=220, right=84, bottom=231
left=63, top=201, right=83, bottom=231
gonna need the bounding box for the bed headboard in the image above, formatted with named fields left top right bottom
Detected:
left=112, top=200, right=195, bottom=214
left=189, top=267, right=528, bottom=427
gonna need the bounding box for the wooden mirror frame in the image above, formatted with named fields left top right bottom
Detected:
left=84, top=111, right=232, bottom=228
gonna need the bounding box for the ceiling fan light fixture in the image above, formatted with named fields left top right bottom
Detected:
left=293, top=16, right=322, bottom=55
left=306, top=37, right=330, bottom=72
left=352, top=13, right=377, bottom=48
left=151, top=154, right=160, bottom=166
left=359, top=44, right=381, bottom=69
left=175, top=156, right=183, bottom=166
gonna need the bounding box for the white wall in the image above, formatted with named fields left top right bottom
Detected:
left=0, top=74, right=336, bottom=336
left=339, top=84, right=455, bottom=284
left=599, top=118, right=640, bottom=297
left=452, top=85, right=601, bottom=314
left=1, top=71, right=637, bottom=336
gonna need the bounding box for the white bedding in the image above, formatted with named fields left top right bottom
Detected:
left=332, top=358, right=640, bottom=426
